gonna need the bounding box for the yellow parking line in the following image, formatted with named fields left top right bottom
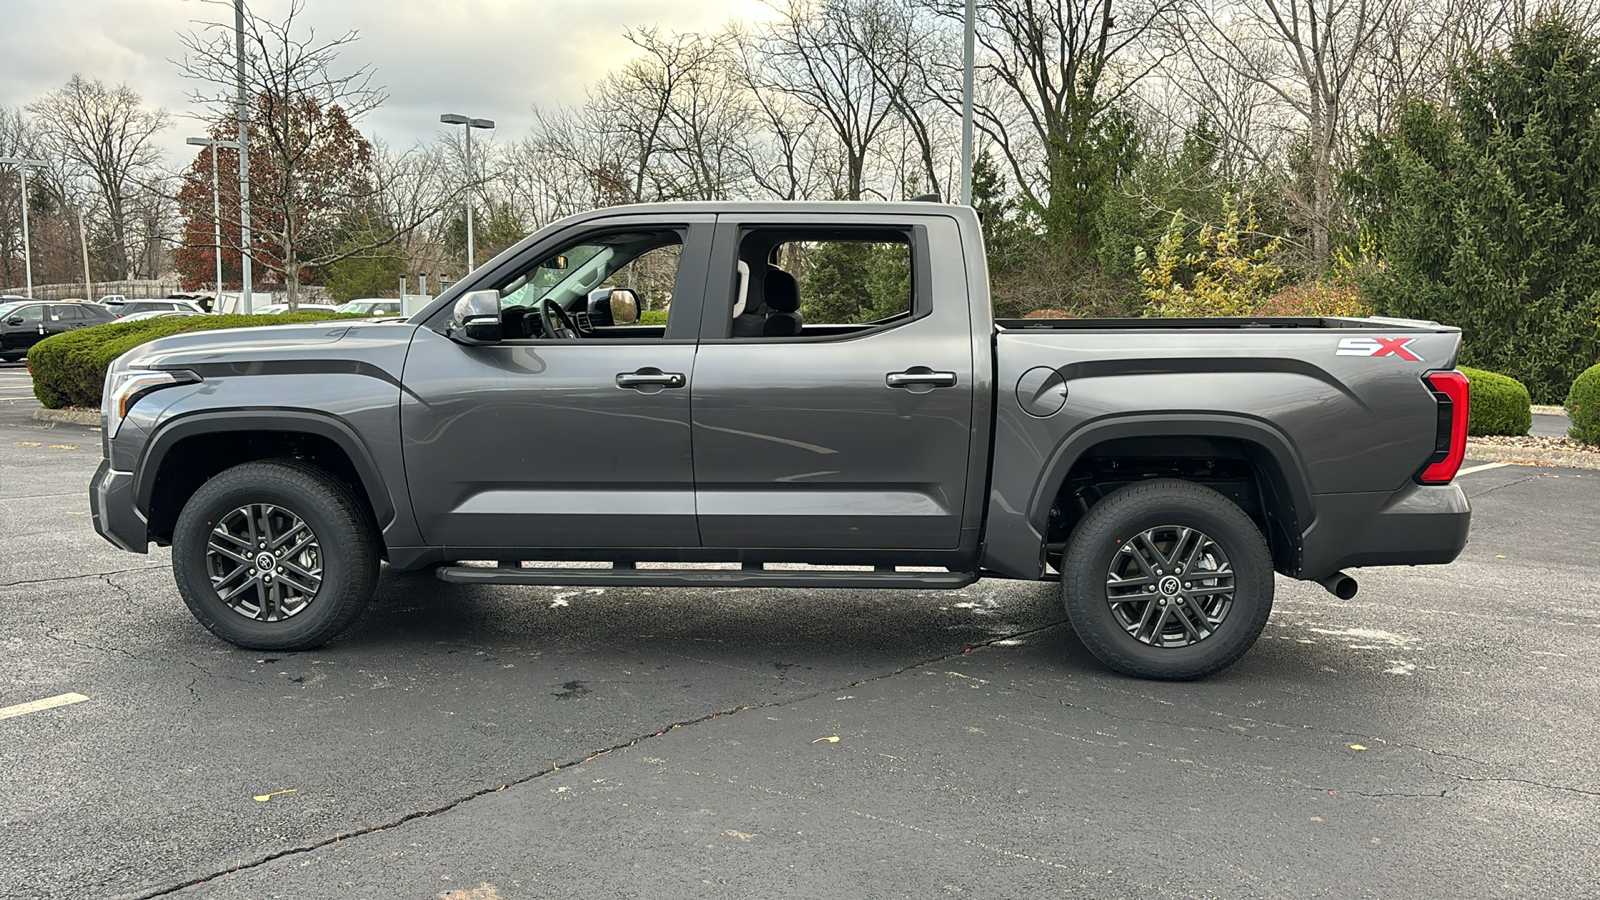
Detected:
left=1457, top=462, right=1511, bottom=476
left=0, top=693, right=89, bottom=721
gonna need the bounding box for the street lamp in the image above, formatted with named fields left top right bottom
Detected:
left=186, top=137, right=241, bottom=308
left=440, top=113, right=494, bottom=273
left=0, top=157, right=46, bottom=297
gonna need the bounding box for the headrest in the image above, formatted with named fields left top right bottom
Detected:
left=764, top=269, right=800, bottom=313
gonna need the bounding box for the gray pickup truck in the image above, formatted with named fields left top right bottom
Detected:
left=89, top=201, right=1471, bottom=679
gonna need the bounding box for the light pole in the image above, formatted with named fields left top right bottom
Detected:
left=0, top=157, right=46, bottom=296
left=959, top=0, right=975, bottom=206
left=235, top=0, right=253, bottom=313
left=187, top=138, right=241, bottom=307
left=440, top=113, right=494, bottom=273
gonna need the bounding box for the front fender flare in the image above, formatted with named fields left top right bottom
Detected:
left=133, top=408, right=396, bottom=527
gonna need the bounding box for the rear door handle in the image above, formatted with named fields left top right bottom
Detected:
left=616, top=368, right=686, bottom=390
left=886, top=368, right=957, bottom=389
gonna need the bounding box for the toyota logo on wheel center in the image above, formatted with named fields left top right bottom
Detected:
left=255, top=552, right=275, bottom=570
left=1159, top=575, right=1181, bottom=595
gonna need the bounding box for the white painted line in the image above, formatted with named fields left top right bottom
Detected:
left=1457, top=462, right=1511, bottom=476
left=0, top=693, right=89, bottom=720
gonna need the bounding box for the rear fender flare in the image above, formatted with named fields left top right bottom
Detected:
left=1028, top=413, right=1314, bottom=545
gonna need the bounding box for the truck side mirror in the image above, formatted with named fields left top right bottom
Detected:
left=448, top=290, right=503, bottom=345
left=608, top=288, right=639, bottom=326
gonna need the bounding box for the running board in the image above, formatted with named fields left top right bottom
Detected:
left=435, top=566, right=977, bottom=590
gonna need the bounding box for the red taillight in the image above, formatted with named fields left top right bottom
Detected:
left=1418, top=371, right=1469, bottom=483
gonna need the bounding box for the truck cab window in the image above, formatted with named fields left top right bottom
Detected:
left=727, top=230, right=915, bottom=339
left=495, top=229, right=682, bottom=339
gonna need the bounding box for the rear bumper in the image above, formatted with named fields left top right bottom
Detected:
left=89, top=459, right=148, bottom=553
left=1299, top=482, right=1470, bottom=579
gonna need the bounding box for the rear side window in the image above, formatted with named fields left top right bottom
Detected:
left=721, top=228, right=918, bottom=339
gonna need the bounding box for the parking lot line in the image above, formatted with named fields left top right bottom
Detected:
left=0, top=693, right=89, bottom=721
left=1457, top=462, right=1511, bottom=476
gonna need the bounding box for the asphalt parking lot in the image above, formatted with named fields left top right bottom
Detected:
left=2, top=359, right=1598, bottom=899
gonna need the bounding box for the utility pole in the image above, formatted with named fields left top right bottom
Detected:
left=440, top=113, right=495, bottom=273
left=959, top=0, right=975, bottom=206
left=0, top=157, right=45, bottom=296
left=78, top=210, right=92, bottom=301
left=187, top=138, right=240, bottom=308
left=236, top=0, right=253, bottom=313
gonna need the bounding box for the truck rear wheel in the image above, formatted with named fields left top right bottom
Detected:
left=1061, top=479, right=1273, bottom=680
left=171, top=460, right=378, bottom=650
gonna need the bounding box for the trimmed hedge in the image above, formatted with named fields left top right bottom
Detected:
left=1566, top=363, right=1600, bottom=444
left=30, top=312, right=357, bottom=409
left=1459, top=366, right=1532, bottom=436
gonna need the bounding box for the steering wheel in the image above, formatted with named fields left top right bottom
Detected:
left=539, top=299, right=581, bottom=340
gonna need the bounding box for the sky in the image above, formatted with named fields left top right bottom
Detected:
left=0, top=0, right=772, bottom=165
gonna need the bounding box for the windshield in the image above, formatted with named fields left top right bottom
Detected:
left=0, top=303, right=19, bottom=319
left=499, top=244, right=612, bottom=310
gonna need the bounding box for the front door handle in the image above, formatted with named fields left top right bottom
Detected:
left=886, top=368, right=957, bottom=389
left=616, top=368, right=686, bottom=390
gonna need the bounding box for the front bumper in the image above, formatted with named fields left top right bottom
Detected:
left=1299, top=482, right=1471, bottom=579
left=89, top=459, right=148, bottom=553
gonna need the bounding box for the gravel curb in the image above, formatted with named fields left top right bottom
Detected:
left=1466, top=439, right=1600, bottom=470
left=32, top=407, right=101, bottom=426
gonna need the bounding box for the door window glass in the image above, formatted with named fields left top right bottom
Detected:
left=54, top=305, right=83, bottom=320
left=494, top=230, right=682, bottom=338
left=724, top=230, right=916, bottom=339
left=12, top=305, right=43, bottom=325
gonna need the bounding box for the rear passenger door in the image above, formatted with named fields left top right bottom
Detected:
left=49, top=304, right=90, bottom=333
left=688, top=214, right=977, bottom=552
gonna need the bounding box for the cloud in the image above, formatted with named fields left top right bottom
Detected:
left=0, top=0, right=772, bottom=166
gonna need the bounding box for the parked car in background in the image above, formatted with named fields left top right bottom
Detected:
left=0, top=299, right=116, bottom=360
left=117, top=310, right=205, bottom=322
left=97, top=294, right=128, bottom=305
left=253, top=303, right=340, bottom=315
left=166, top=292, right=216, bottom=313
left=334, top=299, right=401, bottom=316
left=104, top=299, right=207, bottom=318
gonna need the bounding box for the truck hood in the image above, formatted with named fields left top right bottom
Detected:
left=122, top=320, right=359, bottom=370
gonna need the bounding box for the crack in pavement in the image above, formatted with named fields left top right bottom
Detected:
left=2, top=564, right=171, bottom=589
left=117, top=620, right=1068, bottom=899
left=1463, top=472, right=1543, bottom=499
left=42, top=632, right=267, bottom=688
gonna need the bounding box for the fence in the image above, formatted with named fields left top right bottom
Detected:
left=15, top=280, right=182, bottom=301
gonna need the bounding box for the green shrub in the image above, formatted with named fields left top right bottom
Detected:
left=30, top=312, right=357, bottom=409
left=1459, top=366, right=1532, bottom=436
left=1566, top=363, right=1600, bottom=444
left=1253, top=278, right=1372, bottom=318
left=638, top=309, right=669, bottom=326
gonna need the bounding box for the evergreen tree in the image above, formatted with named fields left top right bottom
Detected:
left=1348, top=11, right=1600, bottom=402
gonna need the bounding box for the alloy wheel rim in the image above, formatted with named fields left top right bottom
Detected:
left=1104, top=525, right=1235, bottom=647
left=204, top=503, right=323, bottom=621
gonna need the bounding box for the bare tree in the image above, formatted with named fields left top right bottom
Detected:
left=729, top=25, right=837, bottom=200
left=758, top=0, right=904, bottom=200
left=27, top=76, right=169, bottom=280
left=177, top=0, right=433, bottom=307
left=922, top=0, right=1184, bottom=245
left=1183, top=0, right=1399, bottom=266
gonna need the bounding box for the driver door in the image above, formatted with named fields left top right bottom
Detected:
left=400, top=214, right=712, bottom=552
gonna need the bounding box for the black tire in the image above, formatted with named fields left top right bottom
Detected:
left=1061, top=479, right=1273, bottom=680
left=172, top=460, right=378, bottom=650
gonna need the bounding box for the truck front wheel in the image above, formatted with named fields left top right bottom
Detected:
left=171, top=460, right=378, bottom=650
left=1061, top=479, right=1273, bottom=680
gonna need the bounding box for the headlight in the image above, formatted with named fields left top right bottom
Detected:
left=102, top=369, right=199, bottom=439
